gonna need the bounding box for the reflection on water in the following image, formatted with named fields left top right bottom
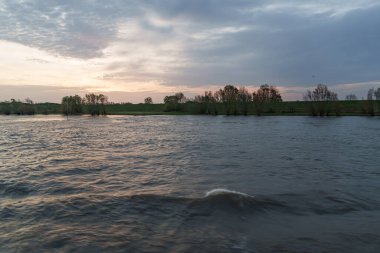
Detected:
left=0, top=115, right=379, bottom=252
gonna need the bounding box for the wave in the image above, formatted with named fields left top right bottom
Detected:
left=205, top=188, right=252, bottom=198
left=188, top=188, right=287, bottom=213
left=109, top=190, right=379, bottom=216
left=1, top=189, right=378, bottom=223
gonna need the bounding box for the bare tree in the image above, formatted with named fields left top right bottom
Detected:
left=375, top=88, right=380, bottom=100
left=363, top=88, right=375, bottom=116
left=367, top=88, right=375, bottom=100
left=83, top=93, right=108, bottom=115
left=304, top=84, right=338, bottom=116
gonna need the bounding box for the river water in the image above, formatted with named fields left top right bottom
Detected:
left=0, top=115, right=379, bottom=252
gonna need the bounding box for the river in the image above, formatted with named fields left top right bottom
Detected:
left=0, top=115, right=379, bottom=252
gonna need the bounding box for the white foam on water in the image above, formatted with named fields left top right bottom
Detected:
left=205, top=188, right=253, bottom=198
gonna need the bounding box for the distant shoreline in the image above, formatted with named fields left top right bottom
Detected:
left=1, top=100, right=379, bottom=116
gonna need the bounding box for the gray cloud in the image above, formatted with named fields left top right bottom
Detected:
left=0, top=0, right=140, bottom=58
left=160, top=2, right=380, bottom=87
left=1, top=0, right=380, bottom=95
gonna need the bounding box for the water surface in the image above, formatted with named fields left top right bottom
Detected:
left=1, top=115, right=379, bottom=252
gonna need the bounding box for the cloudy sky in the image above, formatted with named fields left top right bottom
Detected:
left=0, top=0, right=379, bottom=103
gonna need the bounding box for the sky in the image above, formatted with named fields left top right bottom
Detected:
left=0, top=0, right=380, bottom=103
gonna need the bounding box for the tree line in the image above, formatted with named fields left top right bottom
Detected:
left=1, top=85, right=380, bottom=116
left=159, top=84, right=380, bottom=116
left=162, top=84, right=282, bottom=115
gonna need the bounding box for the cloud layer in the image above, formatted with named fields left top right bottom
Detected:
left=1, top=0, right=380, bottom=101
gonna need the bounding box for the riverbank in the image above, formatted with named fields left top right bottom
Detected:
left=0, top=100, right=379, bottom=116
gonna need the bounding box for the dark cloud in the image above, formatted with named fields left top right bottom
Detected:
left=162, top=3, right=380, bottom=87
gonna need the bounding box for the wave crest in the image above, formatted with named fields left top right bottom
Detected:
left=205, top=188, right=252, bottom=198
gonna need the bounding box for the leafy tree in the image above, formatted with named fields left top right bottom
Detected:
left=303, top=84, right=338, bottom=116
left=144, top=97, right=153, bottom=104
left=61, top=95, right=83, bottom=115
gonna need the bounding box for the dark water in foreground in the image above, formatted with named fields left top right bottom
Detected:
left=0, top=115, right=379, bottom=253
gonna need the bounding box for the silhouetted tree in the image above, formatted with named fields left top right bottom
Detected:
left=238, top=87, right=252, bottom=115
left=163, top=92, right=186, bottom=112
left=304, top=84, right=338, bottom=116
left=252, top=84, right=282, bottom=115
left=144, top=97, right=153, bottom=104
left=218, top=85, right=239, bottom=115
left=363, top=88, right=375, bottom=116
left=193, top=91, right=218, bottom=114
left=175, top=92, right=186, bottom=103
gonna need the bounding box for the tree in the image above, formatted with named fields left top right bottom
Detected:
left=193, top=91, right=218, bottom=115
left=375, top=88, right=380, bottom=114
left=163, top=92, right=186, bottom=112
left=303, top=84, right=338, bottom=116
left=238, top=87, right=252, bottom=115
left=144, top=97, right=153, bottom=104
left=61, top=95, right=83, bottom=115
left=363, top=88, right=375, bottom=116
left=367, top=88, right=375, bottom=100
left=83, top=93, right=108, bottom=115
left=252, top=84, right=282, bottom=102
left=345, top=94, right=357, bottom=100
left=218, top=85, right=239, bottom=115
left=175, top=92, right=186, bottom=103
left=252, top=84, right=282, bottom=115
left=375, top=88, right=380, bottom=100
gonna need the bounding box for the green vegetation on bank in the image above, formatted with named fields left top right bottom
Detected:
left=1, top=84, right=380, bottom=116
left=1, top=99, right=379, bottom=116
left=107, top=100, right=338, bottom=116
